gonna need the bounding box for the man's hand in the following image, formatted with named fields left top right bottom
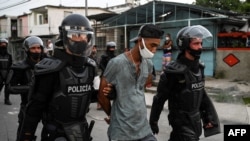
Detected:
left=104, top=116, right=111, bottom=125
left=150, top=121, right=159, bottom=134
left=103, top=83, right=113, bottom=96
left=19, top=132, right=36, bottom=141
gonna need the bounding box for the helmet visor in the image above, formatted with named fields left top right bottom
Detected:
left=67, top=30, right=93, bottom=42
left=182, top=25, right=213, bottom=42
left=65, top=26, right=93, bottom=42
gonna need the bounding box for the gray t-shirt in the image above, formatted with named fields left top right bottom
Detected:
left=104, top=53, right=153, bottom=140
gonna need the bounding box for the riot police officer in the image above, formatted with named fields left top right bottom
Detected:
left=0, top=38, right=12, bottom=105
left=5, top=36, right=46, bottom=141
left=149, top=25, right=220, bottom=141
left=18, top=14, right=99, bottom=141
left=99, top=41, right=116, bottom=77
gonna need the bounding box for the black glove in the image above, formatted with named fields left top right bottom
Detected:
left=18, top=132, right=36, bottom=141
left=150, top=121, right=159, bottom=134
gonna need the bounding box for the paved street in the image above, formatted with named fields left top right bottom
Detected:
left=0, top=78, right=250, bottom=141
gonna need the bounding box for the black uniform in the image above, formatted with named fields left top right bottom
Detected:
left=99, top=52, right=115, bottom=77
left=150, top=55, right=220, bottom=141
left=0, top=51, right=12, bottom=104
left=6, top=58, right=37, bottom=139
left=19, top=49, right=98, bottom=141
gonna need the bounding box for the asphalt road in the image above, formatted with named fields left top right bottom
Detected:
left=0, top=92, right=249, bottom=141
left=0, top=94, right=169, bottom=141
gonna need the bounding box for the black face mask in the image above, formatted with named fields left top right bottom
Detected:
left=68, top=40, right=88, bottom=56
left=29, top=52, right=41, bottom=61
left=0, top=47, right=7, bottom=55
left=107, top=50, right=115, bottom=57
left=188, top=48, right=202, bottom=60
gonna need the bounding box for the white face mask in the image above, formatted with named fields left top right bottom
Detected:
left=139, top=38, right=154, bottom=59
left=166, top=37, right=169, bottom=40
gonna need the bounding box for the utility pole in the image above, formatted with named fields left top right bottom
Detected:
left=153, top=0, right=155, bottom=24
left=85, top=0, right=88, bottom=16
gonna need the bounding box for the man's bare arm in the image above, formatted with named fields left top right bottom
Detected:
left=98, top=77, right=112, bottom=116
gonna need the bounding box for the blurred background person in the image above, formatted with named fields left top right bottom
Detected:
left=89, top=45, right=98, bottom=63
left=45, top=39, right=54, bottom=56
left=99, top=41, right=116, bottom=77
left=162, top=33, right=173, bottom=70
left=0, top=38, right=12, bottom=105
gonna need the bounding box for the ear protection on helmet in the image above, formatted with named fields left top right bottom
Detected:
left=177, top=37, right=190, bottom=50
left=176, top=26, right=190, bottom=51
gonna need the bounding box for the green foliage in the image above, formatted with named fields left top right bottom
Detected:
left=195, top=0, right=250, bottom=13
left=239, top=3, right=250, bottom=13
left=242, top=97, right=250, bottom=105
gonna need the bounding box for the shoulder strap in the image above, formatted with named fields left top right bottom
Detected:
left=35, top=58, right=65, bottom=75
left=11, top=60, right=30, bottom=70
left=165, top=61, right=187, bottom=74
left=86, top=57, right=97, bottom=67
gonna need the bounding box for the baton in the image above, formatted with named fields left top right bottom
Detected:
left=89, top=120, right=95, bottom=141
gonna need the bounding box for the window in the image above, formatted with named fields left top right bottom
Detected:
left=38, top=14, right=43, bottom=25
left=19, top=19, right=23, bottom=35
left=35, top=13, right=48, bottom=25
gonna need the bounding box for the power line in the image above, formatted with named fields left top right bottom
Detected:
left=0, top=0, right=30, bottom=10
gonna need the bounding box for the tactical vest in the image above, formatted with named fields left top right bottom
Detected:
left=166, top=61, right=205, bottom=112
left=0, top=54, right=10, bottom=79
left=6, top=60, right=34, bottom=94
left=48, top=65, right=95, bottom=124
left=165, top=61, right=205, bottom=138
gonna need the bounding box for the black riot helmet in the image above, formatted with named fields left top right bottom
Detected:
left=176, top=25, right=213, bottom=51
left=23, top=36, right=44, bottom=52
left=106, top=41, right=116, bottom=51
left=23, top=36, right=44, bottom=61
left=0, top=38, right=9, bottom=47
left=0, top=38, right=9, bottom=55
left=58, top=14, right=94, bottom=57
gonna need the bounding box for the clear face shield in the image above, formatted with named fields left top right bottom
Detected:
left=182, top=25, right=213, bottom=41
left=64, top=26, right=94, bottom=57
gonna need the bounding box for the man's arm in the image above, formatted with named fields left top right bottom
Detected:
left=98, top=76, right=112, bottom=117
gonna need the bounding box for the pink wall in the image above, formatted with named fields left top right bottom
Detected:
left=19, top=15, right=29, bottom=37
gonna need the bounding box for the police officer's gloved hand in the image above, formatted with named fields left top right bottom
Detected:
left=19, top=132, right=36, bottom=141
left=150, top=121, right=159, bottom=134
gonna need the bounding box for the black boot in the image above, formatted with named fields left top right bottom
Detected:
left=4, top=99, right=12, bottom=105
left=4, top=89, right=12, bottom=105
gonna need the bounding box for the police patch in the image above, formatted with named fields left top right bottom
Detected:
left=67, top=83, right=92, bottom=95
left=191, top=81, right=204, bottom=90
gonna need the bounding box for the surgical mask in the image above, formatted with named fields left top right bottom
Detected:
left=139, top=38, right=154, bottom=59
left=166, top=37, right=169, bottom=40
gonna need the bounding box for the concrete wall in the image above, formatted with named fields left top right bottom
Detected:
left=0, top=18, right=9, bottom=38
left=215, top=49, right=250, bottom=81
